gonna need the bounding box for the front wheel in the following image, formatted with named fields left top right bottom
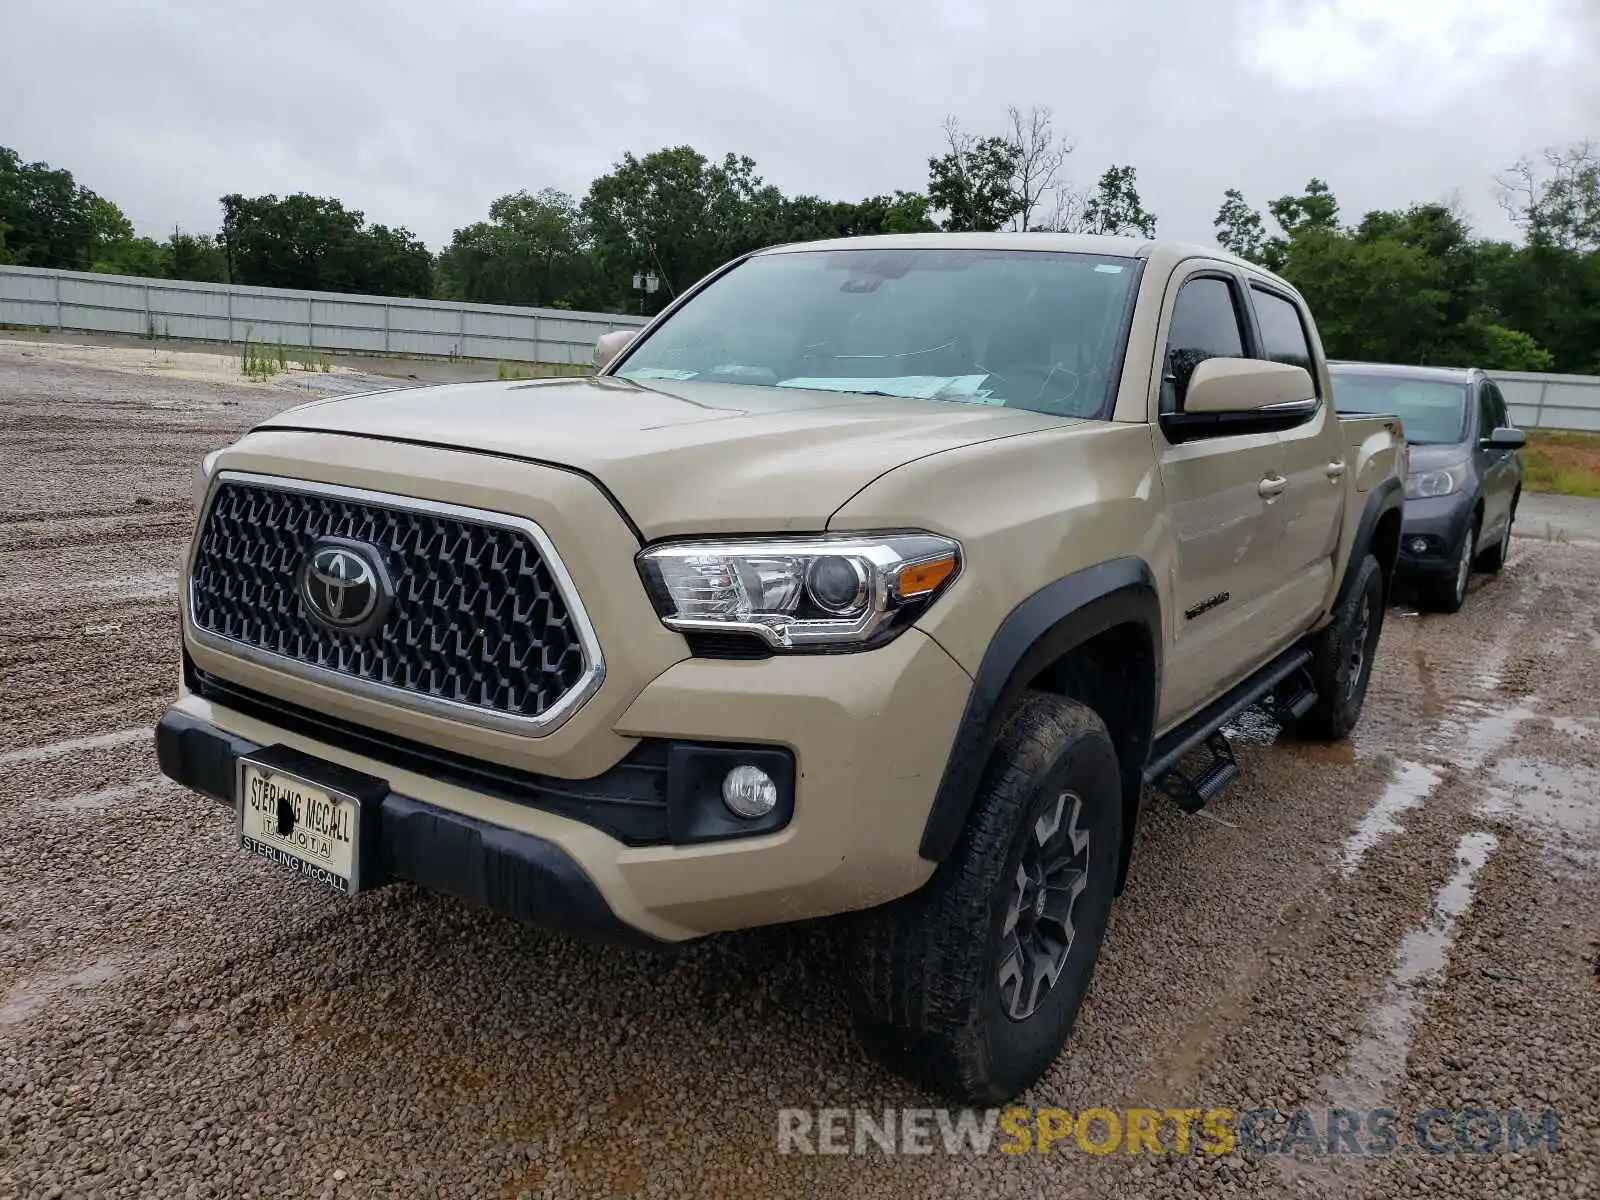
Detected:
left=1419, top=519, right=1477, bottom=613
left=1476, top=492, right=1517, bottom=574
left=1293, top=552, right=1385, bottom=741
left=846, top=694, right=1122, bottom=1104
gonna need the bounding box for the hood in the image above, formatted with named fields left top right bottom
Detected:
left=1404, top=442, right=1470, bottom=472
left=259, top=375, right=1075, bottom=537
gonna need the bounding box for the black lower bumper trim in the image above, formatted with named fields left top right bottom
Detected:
left=183, top=655, right=793, bottom=847
left=155, top=709, right=669, bottom=949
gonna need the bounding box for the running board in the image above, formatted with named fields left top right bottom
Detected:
left=1154, top=731, right=1239, bottom=814
left=1271, top=667, right=1318, bottom=724
left=1143, top=647, right=1314, bottom=810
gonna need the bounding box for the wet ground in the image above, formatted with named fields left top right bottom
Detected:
left=2, top=344, right=1597, bottom=1199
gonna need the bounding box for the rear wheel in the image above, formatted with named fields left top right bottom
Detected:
left=846, top=694, right=1122, bottom=1104
left=1293, top=552, right=1384, bottom=741
left=1419, top=518, right=1477, bottom=613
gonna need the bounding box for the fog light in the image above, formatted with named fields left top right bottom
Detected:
left=721, top=764, right=778, bottom=818
left=1407, top=536, right=1430, bottom=554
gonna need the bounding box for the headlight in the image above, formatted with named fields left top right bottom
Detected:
left=192, top=449, right=223, bottom=514
left=637, top=533, right=961, bottom=651
left=1404, top=464, right=1468, bottom=499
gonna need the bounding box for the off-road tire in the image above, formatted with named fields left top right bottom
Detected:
left=1475, top=492, right=1517, bottom=574
left=1419, top=518, right=1477, bottom=613
left=1293, top=552, right=1384, bottom=742
left=845, top=693, right=1122, bottom=1104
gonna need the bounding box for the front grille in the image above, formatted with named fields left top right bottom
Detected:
left=188, top=476, right=596, bottom=729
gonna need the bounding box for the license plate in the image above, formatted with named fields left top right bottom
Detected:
left=237, top=759, right=361, bottom=893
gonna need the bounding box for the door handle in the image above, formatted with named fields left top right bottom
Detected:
left=1258, top=474, right=1288, bottom=498
left=1325, top=461, right=1347, bottom=480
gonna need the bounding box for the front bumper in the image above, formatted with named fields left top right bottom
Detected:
left=160, top=624, right=972, bottom=943
left=1397, top=492, right=1474, bottom=574
left=156, top=709, right=667, bottom=949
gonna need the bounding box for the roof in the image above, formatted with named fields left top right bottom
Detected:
left=751, top=231, right=1266, bottom=275
left=1327, top=360, right=1481, bottom=383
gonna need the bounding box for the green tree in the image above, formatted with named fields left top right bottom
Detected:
left=855, top=191, right=938, bottom=234
left=91, top=236, right=170, bottom=278
left=1079, top=165, right=1157, bottom=237
left=1497, top=141, right=1600, bottom=252
left=1281, top=227, right=1452, bottom=363
left=1250, top=181, right=1568, bottom=370
left=1214, top=188, right=1268, bottom=263
left=1474, top=323, right=1555, bottom=372
left=926, top=118, right=1024, bottom=232
left=1352, top=203, right=1486, bottom=358
left=927, top=107, right=1075, bottom=232
left=582, top=147, right=777, bottom=311
left=218, top=193, right=432, bottom=296
left=437, top=188, right=596, bottom=307
left=0, top=146, right=133, bottom=269
left=1269, top=177, right=1339, bottom=236
left=756, top=191, right=938, bottom=244
left=165, top=231, right=229, bottom=283
left=1476, top=237, right=1600, bottom=373
left=1238, top=180, right=1452, bottom=364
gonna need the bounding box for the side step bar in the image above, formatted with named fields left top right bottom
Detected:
left=1144, top=647, right=1314, bottom=812
left=1155, top=731, right=1239, bottom=813
left=1272, top=670, right=1318, bottom=724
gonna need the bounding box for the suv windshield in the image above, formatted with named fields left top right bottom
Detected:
left=1330, top=373, right=1469, bottom=445
left=615, top=248, right=1140, bottom=420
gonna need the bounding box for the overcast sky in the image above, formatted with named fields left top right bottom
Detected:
left=4, top=0, right=1596, bottom=251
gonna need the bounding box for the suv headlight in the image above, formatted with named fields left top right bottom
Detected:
left=1405, top=464, right=1469, bottom=499
left=637, top=533, right=961, bottom=651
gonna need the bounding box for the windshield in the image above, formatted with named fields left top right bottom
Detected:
left=615, top=248, right=1140, bottom=420
left=1330, top=373, right=1469, bottom=445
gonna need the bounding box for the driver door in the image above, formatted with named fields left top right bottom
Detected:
left=1476, top=381, right=1517, bottom=542
left=1153, top=268, right=1287, bottom=728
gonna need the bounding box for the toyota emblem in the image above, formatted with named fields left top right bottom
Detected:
left=298, top=539, right=392, bottom=634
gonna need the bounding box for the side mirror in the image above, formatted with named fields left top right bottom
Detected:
left=593, top=329, right=637, bottom=371
left=1484, top=426, right=1526, bottom=450
left=1184, top=358, right=1316, bottom=414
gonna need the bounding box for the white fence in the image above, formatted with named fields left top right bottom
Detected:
left=0, top=264, right=646, bottom=366
left=1489, top=370, right=1600, bottom=433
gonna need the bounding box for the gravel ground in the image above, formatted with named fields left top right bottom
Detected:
left=1521, top=491, right=1600, bottom=546
left=2, top=344, right=1597, bottom=1199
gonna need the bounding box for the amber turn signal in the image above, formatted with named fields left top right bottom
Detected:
left=894, top=555, right=958, bottom=599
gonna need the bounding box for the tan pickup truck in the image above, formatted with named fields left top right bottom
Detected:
left=158, top=234, right=1406, bottom=1102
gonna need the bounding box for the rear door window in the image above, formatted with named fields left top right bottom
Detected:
left=1250, top=286, right=1317, bottom=387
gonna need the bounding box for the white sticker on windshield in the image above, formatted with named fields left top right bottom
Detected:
left=1094, top=264, right=1125, bottom=274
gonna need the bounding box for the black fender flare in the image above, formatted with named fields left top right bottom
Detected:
left=918, top=556, right=1163, bottom=862
left=1336, top=477, right=1404, bottom=610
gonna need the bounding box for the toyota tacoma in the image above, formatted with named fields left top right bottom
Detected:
left=157, top=234, right=1406, bottom=1102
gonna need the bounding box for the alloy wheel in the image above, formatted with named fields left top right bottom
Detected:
left=1455, top=527, right=1475, bottom=605
left=997, top=790, right=1091, bottom=1021
left=1346, top=595, right=1372, bottom=701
